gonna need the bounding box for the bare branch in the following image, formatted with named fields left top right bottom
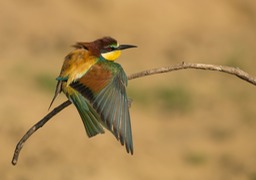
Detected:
left=11, top=62, right=256, bottom=165
left=11, top=100, right=71, bottom=165
left=128, top=62, right=256, bottom=86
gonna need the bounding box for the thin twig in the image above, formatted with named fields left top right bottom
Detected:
left=11, top=62, right=256, bottom=165
left=128, top=62, right=256, bottom=85
left=11, top=100, right=71, bottom=165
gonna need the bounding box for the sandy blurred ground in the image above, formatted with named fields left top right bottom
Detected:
left=1, top=0, right=256, bottom=179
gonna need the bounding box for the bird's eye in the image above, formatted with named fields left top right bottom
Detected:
left=101, top=45, right=117, bottom=53
left=105, top=46, right=115, bottom=51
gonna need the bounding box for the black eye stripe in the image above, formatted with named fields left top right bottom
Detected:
left=101, top=46, right=116, bottom=53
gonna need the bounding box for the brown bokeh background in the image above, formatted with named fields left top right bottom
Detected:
left=1, top=0, right=256, bottom=179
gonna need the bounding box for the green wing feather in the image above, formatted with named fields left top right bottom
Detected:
left=49, top=75, right=104, bottom=138
left=70, top=61, right=133, bottom=154
left=68, top=91, right=105, bottom=137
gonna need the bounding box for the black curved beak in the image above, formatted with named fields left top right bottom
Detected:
left=118, top=44, right=137, bottom=50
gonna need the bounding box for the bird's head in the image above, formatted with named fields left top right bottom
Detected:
left=99, top=37, right=137, bottom=61
left=73, top=37, right=137, bottom=61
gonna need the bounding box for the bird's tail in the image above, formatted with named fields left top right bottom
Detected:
left=48, top=80, right=62, bottom=110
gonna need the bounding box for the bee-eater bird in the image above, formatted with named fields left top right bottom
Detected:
left=49, top=37, right=136, bottom=154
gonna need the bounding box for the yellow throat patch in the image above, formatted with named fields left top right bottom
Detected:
left=101, top=50, right=121, bottom=61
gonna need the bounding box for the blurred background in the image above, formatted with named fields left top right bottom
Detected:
left=1, top=0, right=256, bottom=179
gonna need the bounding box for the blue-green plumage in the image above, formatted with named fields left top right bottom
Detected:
left=69, top=92, right=104, bottom=137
